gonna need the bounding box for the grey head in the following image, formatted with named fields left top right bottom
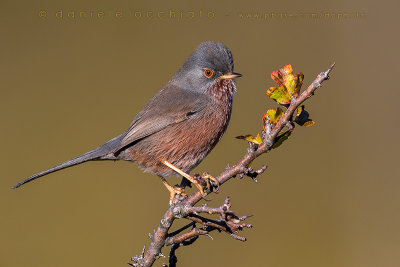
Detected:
left=169, top=41, right=241, bottom=93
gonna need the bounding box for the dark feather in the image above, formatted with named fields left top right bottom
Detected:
left=12, top=135, right=123, bottom=189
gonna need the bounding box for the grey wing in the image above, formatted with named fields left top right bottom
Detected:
left=115, top=85, right=209, bottom=152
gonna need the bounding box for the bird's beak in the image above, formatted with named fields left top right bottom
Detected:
left=219, top=72, right=242, bottom=80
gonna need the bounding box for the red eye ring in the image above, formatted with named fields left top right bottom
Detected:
left=204, top=68, right=214, bottom=78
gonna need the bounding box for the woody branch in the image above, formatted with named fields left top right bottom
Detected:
left=130, top=63, right=335, bottom=267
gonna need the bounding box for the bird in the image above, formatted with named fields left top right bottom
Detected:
left=12, top=41, right=242, bottom=204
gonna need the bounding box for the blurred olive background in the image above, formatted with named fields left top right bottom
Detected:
left=1, top=0, right=399, bottom=266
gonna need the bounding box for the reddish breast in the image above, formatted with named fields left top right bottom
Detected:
left=128, top=78, right=236, bottom=177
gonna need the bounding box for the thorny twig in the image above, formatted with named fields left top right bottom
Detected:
left=130, top=63, right=335, bottom=267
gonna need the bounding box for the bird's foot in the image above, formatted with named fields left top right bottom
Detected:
left=162, top=160, right=209, bottom=197
left=192, top=172, right=220, bottom=197
left=161, top=177, right=187, bottom=205
left=201, top=172, right=220, bottom=192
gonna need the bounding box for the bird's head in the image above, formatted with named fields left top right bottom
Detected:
left=170, top=42, right=242, bottom=94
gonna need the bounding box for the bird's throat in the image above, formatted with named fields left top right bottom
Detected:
left=206, top=78, right=236, bottom=105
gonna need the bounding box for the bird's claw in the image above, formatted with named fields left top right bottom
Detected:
left=161, top=161, right=219, bottom=202
left=169, top=187, right=187, bottom=205
left=161, top=177, right=187, bottom=205
left=202, top=172, right=220, bottom=192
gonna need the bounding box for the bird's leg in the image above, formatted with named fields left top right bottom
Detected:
left=160, top=177, right=186, bottom=205
left=162, top=160, right=206, bottom=197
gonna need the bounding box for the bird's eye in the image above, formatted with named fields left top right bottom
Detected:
left=203, top=68, right=214, bottom=78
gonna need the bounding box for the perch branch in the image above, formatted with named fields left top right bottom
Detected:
left=130, top=63, right=335, bottom=267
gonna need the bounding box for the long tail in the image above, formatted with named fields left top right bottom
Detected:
left=12, top=135, right=124, bottom=189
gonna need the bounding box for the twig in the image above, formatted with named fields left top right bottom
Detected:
left=166, top=222, right=196, bottom=238
left=165, top=228, right=209, bottom=246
